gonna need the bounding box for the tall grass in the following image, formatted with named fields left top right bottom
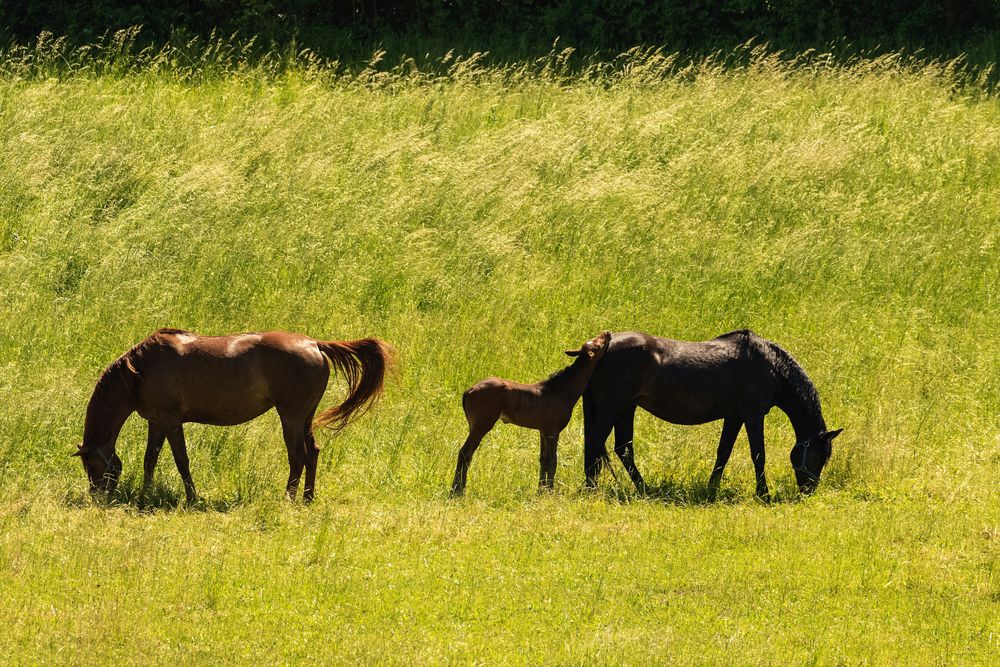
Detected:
left=0, top=37, right=997, bottom=663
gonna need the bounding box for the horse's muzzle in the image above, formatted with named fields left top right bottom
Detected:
left=796, top=477, right=819, bottom=494
left=794, top=467, right=819, bottom=494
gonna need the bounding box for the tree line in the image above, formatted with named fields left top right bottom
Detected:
left=2, top=1, right=997, bottom=57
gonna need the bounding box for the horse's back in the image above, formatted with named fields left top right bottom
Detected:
left=132, top=330, right=328, bottom=425
left=148, top=330, right=325, bottom=365
left=605, top=329, right=757, bottom=371
left=591, top=330, right=778, bottom=424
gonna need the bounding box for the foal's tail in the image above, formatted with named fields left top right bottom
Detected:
left=315, top=338, right=395, bottom=430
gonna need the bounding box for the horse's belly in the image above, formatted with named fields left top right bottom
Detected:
left=183, top=402, right=274, bottom=426
left=637, top=394, right=728, bottom=426
left=137, top=379, right=275, bottom=427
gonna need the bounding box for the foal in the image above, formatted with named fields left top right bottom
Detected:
left=451, top=331, right=611, bottom=495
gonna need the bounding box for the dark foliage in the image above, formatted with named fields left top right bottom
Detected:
left=2, top=1, right=998, bottom=57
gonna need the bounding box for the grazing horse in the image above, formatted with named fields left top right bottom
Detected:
left=451, top=331, right=611, bottom=495
left=582, top=330, right=841, bottom=499
left=74, top=328, right=393, bottom=503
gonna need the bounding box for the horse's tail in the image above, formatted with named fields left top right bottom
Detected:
left=314, top=338, right=395, bottom=430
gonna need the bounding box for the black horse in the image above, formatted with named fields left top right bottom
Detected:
left=582, top=330, right=841, bottom=499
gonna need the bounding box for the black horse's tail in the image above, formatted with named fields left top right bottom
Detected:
left=461, top=389, right=471, bottom=424
left=582, top=385, right=609, bottom=484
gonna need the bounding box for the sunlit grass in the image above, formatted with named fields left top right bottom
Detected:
left=0, top=38, right=997, bottom=663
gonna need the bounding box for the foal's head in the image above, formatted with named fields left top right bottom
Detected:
left=564, top=331, right=612, bottom=362
left=790, top=428, right=842, bottom=494
left=73, top=443, right=122, bottom=494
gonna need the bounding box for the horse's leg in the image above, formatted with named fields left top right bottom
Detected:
left=613, top=405, right=646, bottom=493
left=165, top=425, right=197, bottom=504
left=538, top=431, right=559, bottom=490
left=708, top=416, right=742, bottom=497
left=142, top=422, right=166, bottom=497
left=584, top=403, right=616, bottom=488
left=744, top=415, right=770, bottom=502
left=301, top=411, right=321, bottom=503
left=278, top=413, right=307, bottom=502
left=451, top=423, right=494, bottom=496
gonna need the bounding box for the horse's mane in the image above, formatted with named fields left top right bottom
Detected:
left=759, top=337, right=825, bottom=429
left=542, top=355, right=587, bottom=388
left=82, top=355, right=135, bottom=444
left=86, top=332, right=169, bottom=417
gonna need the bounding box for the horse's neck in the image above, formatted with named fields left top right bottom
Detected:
left=82, top=365, right=135, bottom=451
left=542, top=358, right=593, bottom=399
left=777, top=384, right=825, bottom=442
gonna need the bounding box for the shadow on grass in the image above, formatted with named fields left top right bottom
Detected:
left=593, top=475, right=807, bottom=506
left=61, top=475, right=246, bottom=513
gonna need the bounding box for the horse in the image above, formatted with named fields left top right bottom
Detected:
left=451, top=331, right=611, bottom=496
left=74, top=328, right=394, bottom=503
left=582, top=330, right=841, bottom=500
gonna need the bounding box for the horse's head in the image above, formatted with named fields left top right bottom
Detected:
left=565, top=331, right=612, bottom=362
left=72, top=442, right=122, bottom=494
left=790, top=428, right=842, bottom=493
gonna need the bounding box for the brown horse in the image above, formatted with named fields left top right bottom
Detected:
left=75, top=328, right=393, bottom=503
left=451, top=331, right=611, bottom=496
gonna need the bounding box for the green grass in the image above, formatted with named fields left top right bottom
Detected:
left=0, top=43, right=998, bottom=664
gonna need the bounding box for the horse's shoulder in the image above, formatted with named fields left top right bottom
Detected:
left=142, top=328, right=200, bottom=351
left=147, top=327, right=195, bottom=342
left=155, top=327, right=193, bottom=335
left=608, top=331, right=661, bottom=351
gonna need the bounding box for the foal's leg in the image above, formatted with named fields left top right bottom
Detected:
left=165, top=426, right=197, bottom=504
left=142, top=422, right=166, bottom=497
left=451, top=422, right=495, bottom=497
left=707, top=417, right=742, bottom=497
left=744, top=415, right=770, bottom=502
left=613, top=405, right=646, bottom=493
left=538, top=431, right=559, bottom=490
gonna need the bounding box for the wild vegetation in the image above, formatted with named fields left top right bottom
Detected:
left=0, top=38, right=997, bottom=663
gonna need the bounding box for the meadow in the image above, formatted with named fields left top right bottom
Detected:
left=0, top=38, right=997, bottom=663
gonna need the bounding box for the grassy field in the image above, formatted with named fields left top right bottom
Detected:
left=0, top=41, right=998, bottom=663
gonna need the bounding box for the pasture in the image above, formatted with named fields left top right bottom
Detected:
left=0, top=42, right=997, bottom=663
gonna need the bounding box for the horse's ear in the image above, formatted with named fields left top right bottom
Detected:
left=825, top=428, right=843, bottom=441
left=565, top=349, right=581, bottom=357
left=71, top=442, right=86, bottom=457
